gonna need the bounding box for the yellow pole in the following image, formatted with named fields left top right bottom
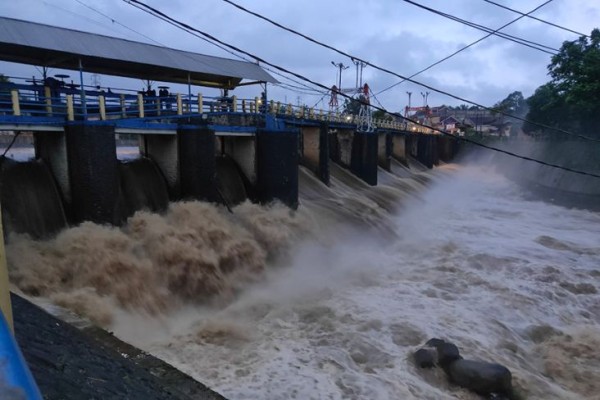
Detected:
left=137, top=93, right=144, bottom=118
left=44, top=86, right=52, bottom=116
left=120, top=94, right=126, bottom=118
left=10, top=90, right=20, bottom=116
left=99, top=95, right=106, bottom=120
left=232, top=95, right=238, bottom=112
left=0, top=206, right=13, bottom=331
left=176, top=94, right=183, bottom=115
left=66, top=95, right=74, bottom=121
left=197, top=93, right=203, bottom=113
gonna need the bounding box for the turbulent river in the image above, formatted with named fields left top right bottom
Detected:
left=7, top=154, right=600, bottom=399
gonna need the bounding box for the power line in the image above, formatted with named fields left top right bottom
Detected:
left=376, top=0, right=555, bottom=96
left=482, top=0, right=588, bottom=37
left=400, top=0, right=559, bottom=54
left=124, top=0, right=600, bottom=179
left=218, top=0, right=599, bottom=143
left=60, top=0, right=328, bottom=101
left=72, top=0, right=164, bottom=45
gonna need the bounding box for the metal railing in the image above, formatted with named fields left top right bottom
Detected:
left=0, top=80, right=433, bottom=132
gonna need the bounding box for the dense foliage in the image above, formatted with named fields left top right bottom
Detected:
left=524, top=29, right=600, bottom=137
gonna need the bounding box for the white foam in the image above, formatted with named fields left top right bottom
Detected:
left=109, top=164, right=600, bottom=399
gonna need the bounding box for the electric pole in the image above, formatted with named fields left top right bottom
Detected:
left=420, top=91, right=430, bottom=107
left=351, top=58, right=367, bottom=89
left=331, top=61, right=349, bottom=91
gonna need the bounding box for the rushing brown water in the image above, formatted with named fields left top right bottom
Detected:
left=7, top=159, right=600, bottom=399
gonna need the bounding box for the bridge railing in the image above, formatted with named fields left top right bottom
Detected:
left=1, top=80, right=431, bottom=132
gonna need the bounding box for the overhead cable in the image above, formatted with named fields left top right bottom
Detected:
left=376, top=0, right=555, bottom=95
left=219, top=0, right=600, bottom=143
left=400, top=0, right=559, bottom=54
left=124, top=0, right=600, bottom=179
left=482, top=0, right=588, bottom=37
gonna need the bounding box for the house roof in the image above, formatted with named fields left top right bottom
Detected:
left=0, top=17, right=277, bottom=88
left=441, top=115, right=460, bottom=124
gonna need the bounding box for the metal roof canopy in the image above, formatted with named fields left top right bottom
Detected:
left=0, top=17, right=277, bottom=88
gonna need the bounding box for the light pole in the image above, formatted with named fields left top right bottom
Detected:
left=420, top=91, right=430, bottom=107
left=351, top=58, right=367, bottom=89
left=331, top=61, right=349, bottom=91
left=405, top=91, right=412, bottom=116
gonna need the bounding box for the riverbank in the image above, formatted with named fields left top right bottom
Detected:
left=11, top=293, right=226, bottom=400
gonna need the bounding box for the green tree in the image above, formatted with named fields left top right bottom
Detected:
left=372, top=109, right=393, bottom=121
left=342, top=97, right=361, bottom=115
left=525, top=29, right=600, bottom=137
left=493, top=91, right=526, bottom=116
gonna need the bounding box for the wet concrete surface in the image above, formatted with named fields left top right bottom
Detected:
left=11, top=293, right=227, bottom=400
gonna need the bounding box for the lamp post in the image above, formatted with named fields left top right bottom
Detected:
left=331, top=61, right=349, bottom=91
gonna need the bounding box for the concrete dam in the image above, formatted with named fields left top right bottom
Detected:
left=6, top=15, right=600, bottom=400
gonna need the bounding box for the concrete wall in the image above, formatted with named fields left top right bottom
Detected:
left=391, top=134, right=408, bottom=166
left=377, top=132, right=391, bottom=171
left=222, top=136, right=256, bottom=185
left=337, top=129, right=354, bottom=167
left=301, top=126, right=320, bottom=172
left=140, top=134, right=179, bottom=197
left=300, top=124, right=329, bottom=184
left=34, top=132, right=71, bottom=203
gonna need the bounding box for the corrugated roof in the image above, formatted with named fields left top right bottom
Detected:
left=0, top=17, right=277, bottom=87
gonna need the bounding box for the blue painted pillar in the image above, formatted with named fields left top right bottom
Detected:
left=438, top=135, right=457, bottom=162
left=318, top=123, right=330, bottom=185
left=177, top=125, right=219, bottom=202
left=432, top=135, right=440, bottom=166
left=350, top=131, right=378, bottom=186
left=65, top=123, right=121, bottom=224
left=416, top=134, right=434, bottom=169
left=256, top=129, right=299, bottom=208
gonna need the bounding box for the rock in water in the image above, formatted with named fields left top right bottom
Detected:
left=437, top=342, right=462, bottom=367
left=413, top=348, right=436, bottom=368
left=446, top=359, right=513, bottom=396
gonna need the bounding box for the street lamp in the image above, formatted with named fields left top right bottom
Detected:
left=331, top=61, right=349, bottom=91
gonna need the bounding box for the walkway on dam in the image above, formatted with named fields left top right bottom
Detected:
left=0, top=78, right=416, bottom=135
left=12, top=293, right=227, bottom=400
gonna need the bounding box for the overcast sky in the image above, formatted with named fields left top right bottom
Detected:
left=0, top=0, right=598, bottom=112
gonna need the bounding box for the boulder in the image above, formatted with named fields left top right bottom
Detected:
left=413, top=348, right=436, bottom=368
left=446, top=359, right=513, bottom=397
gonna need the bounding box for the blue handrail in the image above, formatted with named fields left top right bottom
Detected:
left=0, top=312, right=43, bottom=399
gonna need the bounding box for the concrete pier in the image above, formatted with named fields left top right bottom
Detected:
left=65, top=123, right=121, bottom=224
left=177, top=126, right=219, bottom=203
left=416, top=134, right=435, bottom=169
left=350, top=131, right=378, bottom=186
left=255, top=129, right=299, bottom=208
left=437, top=135, right=456, bottom=162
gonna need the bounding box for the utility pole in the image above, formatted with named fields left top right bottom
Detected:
left=351, top=58, right=367, bottom=89
left=405, top=91, right=412, bottom=117
left=420, top=91, right=430, bottom=107
left=331, top=61, right=349, bottom=91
